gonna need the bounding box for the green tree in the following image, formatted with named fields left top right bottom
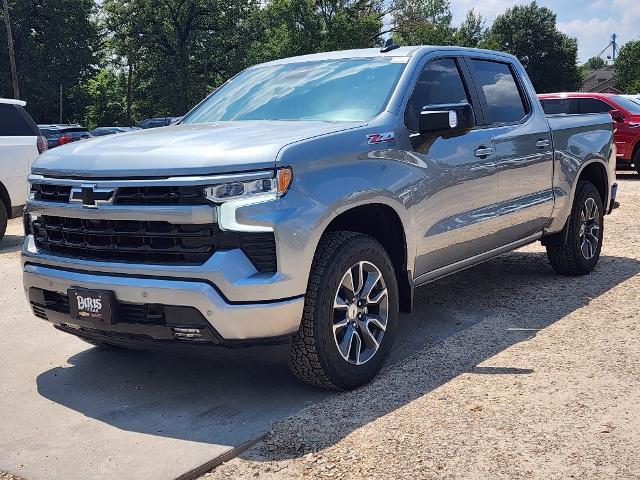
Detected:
left=615, top=40, right=640, bottom=94
left=82, top=69, right=127, bottom=130
left=583, top=56, right=606, bottom=70
left=393, top=0, right=454, bottom=46
left=259, top=0, right=385, bottom=61
left=102, top=0, right=263, bottom=119
left=453, top=9, right=486, bottom=48
left=0, top=0, right=98, bottom=123
left=482, top=2, right=581, bottom=93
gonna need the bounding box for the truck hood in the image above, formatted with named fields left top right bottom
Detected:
left=32, top=121, right=362, bottom=178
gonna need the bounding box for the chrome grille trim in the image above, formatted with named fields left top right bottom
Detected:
left=25, top=200, right=217, bottom=224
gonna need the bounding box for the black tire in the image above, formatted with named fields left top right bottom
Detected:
left=546, top=181, right=604, bottom=276
left=0, top=204, right=7, bottom=243
left=635, top=148, right=640, bottom=177
left=288, top=231, right=399, bottom=390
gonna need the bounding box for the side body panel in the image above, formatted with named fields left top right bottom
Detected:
left=544, top=113, right=616, bottom=233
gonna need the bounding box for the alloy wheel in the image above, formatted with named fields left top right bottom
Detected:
left=579, top=197, right=600, bottom=260
left=332, top=261, right=389, bottom=365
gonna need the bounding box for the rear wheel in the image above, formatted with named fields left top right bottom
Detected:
left=546, top=181, right=604, bottom=276
left=635, top=148, right=640, bottom=177
left=288, top=232, right=399, bottom=390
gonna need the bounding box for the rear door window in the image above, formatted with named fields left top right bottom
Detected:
left=540, top=98, right=577, bottom=115
left=469, top=60, right=528, bottom=124
left=578, top=98, right=613, bottom=114
left=405, top=58, right=470, bottom=131
left=0, top=104, right=38, bottom=136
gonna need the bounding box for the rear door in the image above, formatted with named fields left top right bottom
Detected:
left=467, top=58, right=554, bottom=245
left=406, top=56, right=499, bottom=275
left=0, top=104, right=40, bottom=206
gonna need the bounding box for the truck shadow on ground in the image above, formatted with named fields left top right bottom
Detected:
left=36, top=250, right=640, bottom=453
left=0, top=234, right=24, bottom=255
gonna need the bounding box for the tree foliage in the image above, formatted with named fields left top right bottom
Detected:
left=0, top=0, right=98, bottom=123
left=10, top=0, right=640, bottom=126
left=453, top=9, right=486, bottom=48
left=583, top=56, right=606, bottom=71
left=393, top=0, right=454, bottom=46
left=615, top=40, right=640, bottom=94
left=482, top=2, right=581, bottom=93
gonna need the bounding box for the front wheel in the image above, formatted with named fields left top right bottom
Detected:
left=546, top=181, right=604, bottom=276
left=288, top=232, right=399, bottom=390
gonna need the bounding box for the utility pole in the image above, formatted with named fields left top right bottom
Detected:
left=59, top=83, right=63, bottom=123
left=2, top=0, right=19, bottom=99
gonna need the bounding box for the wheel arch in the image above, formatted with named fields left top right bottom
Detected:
left=543, top=159, right=609, bottom=247
left=576, top=159, right=608, bottom=207
left=322, top=199, right=414, bottom=313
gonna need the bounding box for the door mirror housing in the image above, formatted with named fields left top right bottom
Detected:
left=419, top=103, right=475, bottom=134
left=610, top=109, right=625, bottom=123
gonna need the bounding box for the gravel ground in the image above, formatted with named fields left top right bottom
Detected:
left=203, top=173, right=640, bottom=480
left=1, top=175, right=638, bottom=480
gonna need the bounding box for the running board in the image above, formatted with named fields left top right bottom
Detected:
left=413, top=233, right=542, bottom=287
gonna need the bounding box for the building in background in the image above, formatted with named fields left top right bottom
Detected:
left=581, top=67, right=621, bottom=94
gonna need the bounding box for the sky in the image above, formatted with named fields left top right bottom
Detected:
left=449, top=0, right=640, bottom=63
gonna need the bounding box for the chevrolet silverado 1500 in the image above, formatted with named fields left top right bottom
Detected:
left=23, top=45, right=617, bottom=389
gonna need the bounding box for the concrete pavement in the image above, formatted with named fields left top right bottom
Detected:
left=0, top=218, right=483, bottom=479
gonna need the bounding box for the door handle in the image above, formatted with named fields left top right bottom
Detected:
left=535, top=139, right=550, bottom=149
left=474, top=146, right=494, bottom=158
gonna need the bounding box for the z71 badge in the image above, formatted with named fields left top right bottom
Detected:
left=366, top=132, right=395, bottom=144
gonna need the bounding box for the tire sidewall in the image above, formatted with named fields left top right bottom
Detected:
left=312, top=236, right=399, bottom=389
left=0, top=205, right=7, bottom=242
left=568, top=182, right=604, bottom=274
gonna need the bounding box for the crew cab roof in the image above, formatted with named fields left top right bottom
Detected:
left=257, top=46, right=518, bottom=67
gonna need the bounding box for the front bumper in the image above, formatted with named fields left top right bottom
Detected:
left=23, top=263, right=304, bottom=342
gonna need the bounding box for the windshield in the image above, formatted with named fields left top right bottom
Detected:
left=613, top=96, right=640, bottom=114
left=183, top=58, right=405, bottom=123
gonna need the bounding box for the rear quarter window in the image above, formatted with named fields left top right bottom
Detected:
left=0, top=104, right=39, bottom=136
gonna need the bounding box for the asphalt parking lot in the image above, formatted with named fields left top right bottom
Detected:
left=2, top=174, right=639, bottom=480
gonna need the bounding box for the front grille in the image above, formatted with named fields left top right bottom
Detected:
left=31, top=183, right=72, bottom=203
left=29, top=183, right=209, bottom=206
left=114, top=185, right=209, bottom=205
left=33, top=216, right=217, bottom=264
left=31, top=215, right=277, bottom=270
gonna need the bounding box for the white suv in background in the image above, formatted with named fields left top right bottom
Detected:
left=0, top=98, right=45, bottom=241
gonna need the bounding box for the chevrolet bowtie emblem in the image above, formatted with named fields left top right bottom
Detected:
left=70, top=185, right=115, bottom=208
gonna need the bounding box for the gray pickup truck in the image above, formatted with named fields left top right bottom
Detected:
left=23, top=45, right=617, bottom=389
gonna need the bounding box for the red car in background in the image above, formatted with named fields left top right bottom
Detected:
left=539, top=92, right=640, bottom=174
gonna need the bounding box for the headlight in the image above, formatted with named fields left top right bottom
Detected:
left=204, top=167, right=292, bottom=202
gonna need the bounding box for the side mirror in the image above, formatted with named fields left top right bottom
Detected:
left=610, top=109, right=625, bottom=123
left=419, top=103, right=475, bottom=134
